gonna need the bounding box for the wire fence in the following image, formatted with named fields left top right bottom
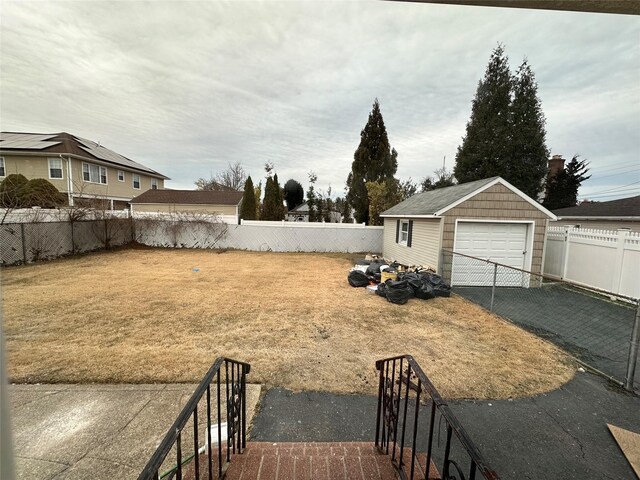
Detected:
left=0, top=219, right=134, bottom=265
left=442, top=249, right=640, bottom=392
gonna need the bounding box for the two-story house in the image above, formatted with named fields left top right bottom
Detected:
left=0, top=132, right=169, bottom=209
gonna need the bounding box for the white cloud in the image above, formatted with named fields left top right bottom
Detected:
left=1, top=1, right=638, bottom=199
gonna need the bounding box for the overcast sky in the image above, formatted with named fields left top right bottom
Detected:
left=1, top=1, right=638, bottom=201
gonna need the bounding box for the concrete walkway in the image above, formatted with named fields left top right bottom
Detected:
left=9, top=383, right=261, bottom=479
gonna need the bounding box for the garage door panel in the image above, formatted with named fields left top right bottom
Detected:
left=452, top=222, right=528, bottom=287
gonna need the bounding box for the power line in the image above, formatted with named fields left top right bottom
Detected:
left=588, top=161, right=639, bottom=172
left=579, top=180, right=640, bottom=197
left=591, top=168, right=640, bottom=181
left=579, top=188, right=640, bottom=199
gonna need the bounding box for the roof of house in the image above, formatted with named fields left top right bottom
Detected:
left=0, top=131, right=169, bottom=179
left=553, top=195, right=640, bottom=219
left=130, top=189, right=243, bottom=205
left=381, top=176, right=556, bottom=219
left=288, top=202, right=309, bottom=214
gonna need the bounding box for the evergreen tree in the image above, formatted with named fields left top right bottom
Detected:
left=0, top=173, right=29, bottom=208
left=323, top=186, right=334, bottom=222
left=306, top=172, right=318, bottom=222
left=346, top=99, right=398, bottom=224
left=260, top=166, right=285, bottom=220
left=509, top=60, right=549, bottom=198
left=454, top=44, right=513, bottom=183
left=454, top=45, right=550, bottom=197
left=543, top=155, right=591, bottom=210
left=260, top=176, right=275, bottom=220
left=273, top=174, right=285, bottom=220
left=341, top=199, right=352, bottom=223
left=22, top=178, right=65, bottom=208
left=239, top=175, right=256, bottom=220
left=283, top=179, right=304, bottom=211
left=254, top=181, right=262, bottom=219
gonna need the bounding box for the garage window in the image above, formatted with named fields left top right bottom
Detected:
left=395, top=219, right=413, bottom=247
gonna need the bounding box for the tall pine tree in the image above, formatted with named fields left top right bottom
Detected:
left=454, top=45, right=550, bottom=198
left=454, top=44, right=513, bottom=184
left=346, top=99, right=398, bottom=224
left=239, top=175, right=256, bottom=220
left=510, top=60, right=549, bottom=198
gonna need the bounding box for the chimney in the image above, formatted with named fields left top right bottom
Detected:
left=548, top=155, right=565, bottom=178
left=542, top=155, right=565, bottom=201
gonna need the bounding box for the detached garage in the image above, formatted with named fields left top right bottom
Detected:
left=380, top=176, right=556, bottom=287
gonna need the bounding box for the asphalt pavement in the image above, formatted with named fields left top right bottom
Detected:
left=250, top=372, right=640, bottom=480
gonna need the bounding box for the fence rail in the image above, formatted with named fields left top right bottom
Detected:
left=1, top=219, right=134, bottom=265
left=138, top=357, right=250, bottom=480
left=443, top=249, right=640, bottom=391
left=375, top=355, right=500, bottom=480
left=544, top=226, right=640, bottom=298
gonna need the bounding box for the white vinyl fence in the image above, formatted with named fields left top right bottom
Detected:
left=135, top=219, right=383, bottom=253
left=544, top=227, right=640, bottom=298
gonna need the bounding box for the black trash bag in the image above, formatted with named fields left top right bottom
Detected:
left=416, top=272, right=451, bottom=297
left=366, top=262, right=384, bottom=275
left=372, top=272, right=381, bottom=282
left=348, top=270, right=370, bottom=287
left=355, top=259, right=371, bottom=266
left=417, top=272, right=443, bottom=286
left=432, top=284, right=451, bottom=297
left=398, top=272, right=423, bottom=293
left=415, top=283, right=436, bottom=300
left=385, top=279, right=414, bottom=305
left=375, top=282, right=388, bottom=298
left=386, top=285, right=413, bottom=305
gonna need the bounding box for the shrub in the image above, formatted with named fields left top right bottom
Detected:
left=0, top=173, right=29, bottom=208
left=22, top=178, right=66, bottom=208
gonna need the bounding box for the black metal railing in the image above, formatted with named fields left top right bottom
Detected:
left=138, top=357, right=250, bottom=480
left=375, top=355, right=499, bottom=480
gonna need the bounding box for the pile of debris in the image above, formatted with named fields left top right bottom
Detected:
left=347, top=255, right=451, bottom=305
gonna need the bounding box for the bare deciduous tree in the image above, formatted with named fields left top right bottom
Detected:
left=195, top=162, right=247, bottom=191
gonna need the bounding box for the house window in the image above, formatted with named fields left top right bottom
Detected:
left=133, top=174, right=141, bottom=189
left=49, top=158, right=63, bottom=179
left=151, top=178, right=158, bottom=190
left=82, top=162, right=107, bottom=184
left=118, top=170, right=125, bottom=182
left=0, top=157, right=5, bottom=177
left=399, top=220, right=409, bottom=245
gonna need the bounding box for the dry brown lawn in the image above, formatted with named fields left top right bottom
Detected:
left=2, top=248, right=575, bottom=400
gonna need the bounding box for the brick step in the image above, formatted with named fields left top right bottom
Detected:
left=222, top=442, right=441, bottom=480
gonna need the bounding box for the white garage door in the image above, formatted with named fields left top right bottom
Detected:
left=451, top=222, right=529, bottom=286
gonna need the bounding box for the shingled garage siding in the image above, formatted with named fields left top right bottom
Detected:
left=383, top=218, right=442, bottom=270
left=440, top=183, right=549, bottom=282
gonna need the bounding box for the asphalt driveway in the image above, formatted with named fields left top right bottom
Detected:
left=251, top=372, right=640, bottom=479
left=454, top=283, right=639, bottom=390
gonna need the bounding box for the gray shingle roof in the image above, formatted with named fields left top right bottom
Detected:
left=553, top=195, right=640, bottom=218
left=381, top=177, right=499, bottom=216
left=0, top=132, right=169, bottom=179
left=130, top=189, right=243, bottom=205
